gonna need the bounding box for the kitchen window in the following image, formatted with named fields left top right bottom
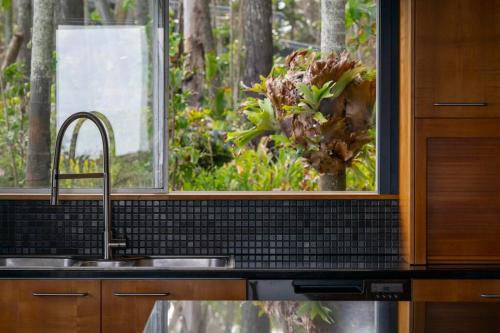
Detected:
left=0, top=0, right=398, bottom=195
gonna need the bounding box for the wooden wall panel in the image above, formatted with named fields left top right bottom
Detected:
left=399, top=0, right=415, bottom=264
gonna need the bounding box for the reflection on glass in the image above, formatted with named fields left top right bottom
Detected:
left=0, top=0, right=163, bottom=188
left=56, top=26, right=149, bottom=162
left=145, top=301, right=376, bottom=333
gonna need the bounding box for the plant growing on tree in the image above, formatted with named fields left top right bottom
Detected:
left=228, top=49, right=376, bottom=191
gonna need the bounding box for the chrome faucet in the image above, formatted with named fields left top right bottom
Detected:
left=50, top=111, right=126, bottom=260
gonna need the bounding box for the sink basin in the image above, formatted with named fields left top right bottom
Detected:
left=0, top=256, right=234, bottom=270
left=0, top=257, right=77, bottom=268
left=75, top=260, right=136, bottom=268
left=134, top=256, right=233, bottom=269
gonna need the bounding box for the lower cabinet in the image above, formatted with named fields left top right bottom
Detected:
left=0, top=279, right=246, bottom=333
left=102, top=279, right=247, bottom=333
left=412, top=280, right=500, bottom=333
left=0, top=280, right=100, bottom=333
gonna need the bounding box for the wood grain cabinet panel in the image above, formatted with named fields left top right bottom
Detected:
left=413, top=280, right=500, bottom=302
left=414, top=302, right=500, bottom=333
left=415, top=0, right=500, bottom=118
left=0, top=280, right=100, bottom=333
left=413, top=280, right=500, bottom=333
left=416, top=119, right=500, bottom=263
left=102, top=279, right=246, bottom=333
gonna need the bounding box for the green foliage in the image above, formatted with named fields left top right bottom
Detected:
left=0, top=63, right=29, bottom=187
left=227, top=98, right=278, bottom=146
left=347, top=128, right=376, bottom=191
left=180, top=138, right=318, bottom=191
left=297, top=301, right=334, bottom=324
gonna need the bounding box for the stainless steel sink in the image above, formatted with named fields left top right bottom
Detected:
left=134, top=256, right=233, bottom=269
left=75, top=260, right=136, bottom=268
left=0, top=257, right=77, bottom=268
left=0, top=256, right=234, bottom=270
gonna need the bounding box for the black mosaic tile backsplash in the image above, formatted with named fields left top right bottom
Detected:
left=0, top=200, right=400, bottom=268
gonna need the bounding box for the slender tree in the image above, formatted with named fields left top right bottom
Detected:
left=26, top=0, right=55, bottom=187
left=58, top=0, right=84, bottom=25
left=3, top=3, right=13, bottom=48
left=241, top=0, right=273, bottom=86
left=321, top=0, right=346, bottom=55
left=134, top=0, right=149, bottom=25
left=182, top=0, right=214, bottom=107
left=15, top=0, right=32, bottom=76
left=95, top=0, right=114, bottom=24
left=320, top=0, right=347, bottom=191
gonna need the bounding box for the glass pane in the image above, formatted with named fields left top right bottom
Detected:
left=0, top=0, right=164, bottom=188
left=144, top=301, right=392, bottom=333
left=168, top=0, right=377, bottom=191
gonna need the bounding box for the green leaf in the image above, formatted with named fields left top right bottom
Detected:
left=313, top=112, right=328, bottom=124
left=331, top=66, right=366, bottom=99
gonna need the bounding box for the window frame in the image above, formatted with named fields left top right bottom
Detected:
left=0, top=0, right=399, bottom=198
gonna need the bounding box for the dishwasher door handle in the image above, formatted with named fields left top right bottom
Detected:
left=292, top=280, right=364, bottom=295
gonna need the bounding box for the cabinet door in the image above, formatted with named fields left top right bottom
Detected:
left=415, top=119, right=500, bottom=263
left=415, top=0, right=500, bottom=118
left=413, top=302, right=500, bottom=333
left=413, top=280, right=500, bottom=333
left=0, top=280, right=101, bottom=333
left=102, top=279, right=246, bottom=333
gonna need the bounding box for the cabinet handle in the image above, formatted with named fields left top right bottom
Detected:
left=480, top=294, right=500, bottom=299
left=32, top=292, right=88, bottom=297
left=433, top=102, right=488, bottom=107
left=113, top=292, right=170, bottom=297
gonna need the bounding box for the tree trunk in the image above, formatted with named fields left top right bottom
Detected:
left=95, top=0, right=114, bottom=24
left=15, top=0, right=32, bottom=75
left=114, top=0, right=127, bottom=24
left=182, top=0, right=214, bottom=107
left=3, top=4, right=13, bottom=48
left=134, top=0, right=148, bottom=25
left=321, top=0, right=346, bottom=55
left=241, top=0, right=273, bottom=86
left=241, top=302, right=271, bottom=333
left=58, top=0, right=84, bottom=25
left=320, top=0, right=347, bottom=191
left=1, top=33, right=23, bottom=70
left=26, top=0, right=55, bottom=187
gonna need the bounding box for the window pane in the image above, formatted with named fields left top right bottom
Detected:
left=0, top=0, right=164, bottom=189
left=168, top=0, right=377, bottom=191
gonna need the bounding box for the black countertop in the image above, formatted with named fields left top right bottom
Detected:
left=2, top=263, right=500, bottom=279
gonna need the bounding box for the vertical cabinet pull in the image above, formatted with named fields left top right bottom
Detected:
left=32, top=292, right=88, bottom=297
left=433, top=102, right=488, bottom=107
left=113, top=292, right=170, bottom=297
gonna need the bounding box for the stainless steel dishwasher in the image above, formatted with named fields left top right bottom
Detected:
left=143, top=279, right=410, bottom=333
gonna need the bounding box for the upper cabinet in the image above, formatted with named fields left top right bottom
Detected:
left=415, top=0, right=500, bottom=118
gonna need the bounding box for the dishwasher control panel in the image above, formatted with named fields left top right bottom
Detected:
left=366, top=280, right=410, bottom=300
left=248, top=279, right=411, bottom=301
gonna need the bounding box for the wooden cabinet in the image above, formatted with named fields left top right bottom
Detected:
left=415, top=119, right=500, bottom=263
left=0, top=280, right=100, bottom=333
left=415, top=0, right=500, bottom=118
left=102, top=279, right=246, bottom=333
left=413, top=280, right=500, bottom=302
left=400, top=0, right=500, bottom=264
left=0, top=279, right=246, bottom=333
left=413, top=280, right=500, bottom=333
